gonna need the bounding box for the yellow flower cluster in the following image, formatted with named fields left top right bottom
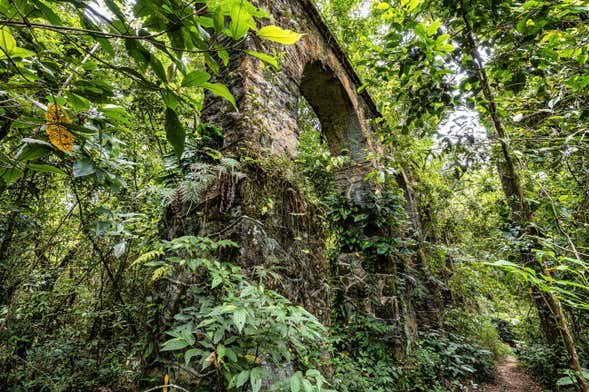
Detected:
left=45, top=103, right=74, bottom=152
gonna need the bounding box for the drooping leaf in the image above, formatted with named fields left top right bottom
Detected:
left=235, top=370, right=249, bottom=388
left=203, top=82, right=237, bottom=109
left=73, top=158, right=96, bottom=178
left=232, top=309, right=246, bottom=333
left=0, top=167, right=23, bottom=184
left=257, top=25, right=304, bottom=45
left=243, top=50, right=279, bottom=70
left=165, top=108, right=185, bottom=158
left=28, top=164, right=66, bottom=175
left=161, top=337, right=190, bottom=351
left=182, top=70, right=210, bottom=87
left=0, top=28, right=16, bottom=58
left=228, top=4, right=256, bottom=40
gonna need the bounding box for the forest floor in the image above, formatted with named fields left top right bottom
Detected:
left=479, top=356, right=543, bottom=392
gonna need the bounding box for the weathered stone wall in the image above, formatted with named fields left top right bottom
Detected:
left=165, top=0, right=415, bottom=330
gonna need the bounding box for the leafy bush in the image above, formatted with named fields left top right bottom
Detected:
left=152, top=236, right=332, bottom=392
left=329, top=315, right=402, bottom=391
left=415, top=330, right=495, bottom=382
left=443, top=308, right=511, bottom=361
left=518, top=343, right=564, bottom=387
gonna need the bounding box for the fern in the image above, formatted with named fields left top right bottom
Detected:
left=130, top=249, right=164, bottom=268
left=152, top=265, right=171, bottom=281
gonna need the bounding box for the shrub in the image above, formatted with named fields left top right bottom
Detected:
left=329, top=315, right=402, bottom=391
left=518, top=343, right=564, bottom=387
left=443, top=308, right=511, bottom=361
left=151, top=236, right=333, bottom=392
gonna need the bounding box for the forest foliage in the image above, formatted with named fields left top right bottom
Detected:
left=0, top=0, right=588, bottom=391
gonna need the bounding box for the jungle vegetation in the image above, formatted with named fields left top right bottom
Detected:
left=0, top=0, right=588, bottom=391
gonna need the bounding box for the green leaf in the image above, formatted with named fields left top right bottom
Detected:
left=203, top=82, right=237, bottom=109
left=216, top=344, right=226, bottom=360
left=225, top=347, right=237, bottom=362
left=162, top=91, right=179, bottom=110
left=11, top=47, right=34, bottom=59
left=0, top=28, right=16, bottom=58
left=101, top=105, right=130, bottom=125
left=217, top=47, right=229, bottom=66
left=161, top=337, right=190, bottom=351
left=165, top=108, right=185, bottom=158
left=18, top=144, right=50, bottom=162
left=401, top=0, right=420, bottom=12
left=557, top=376, right=575, bottom=386
left=257, top=25, right=304, bottom=45
left=0, top=167, right=23, bottom=184
left=229, top=4, right=255, bottom=40
left=150, top=56, right=167, bottom=82
left=427, top=20, right=442, bottom=36
left=182, top=70, right=210, bottom=87
left=213, top=326, right=224, bottom=344
left=290, top=374, right=301, bottom=392
left=180, top=328, right=195, bottom=346
left=28, top=164, right=66, bottom=175
left=436, top=43, right=455, bottom=53
left=68, top=93, right=91, bottom=111
left=73, top=159, right=96, bottom=178
left=211, top=276, right=223, bottom=288
left=184, top=348, right=199, bottom=365
left=243, top=50, right=279, bottom=70
left=36, top=1, right=64, bottom=25
left=250, top=368, right=265, bottom=392
left=232, top=309, right=246, bottom=333
left=235, top=370, right=250, bottom=388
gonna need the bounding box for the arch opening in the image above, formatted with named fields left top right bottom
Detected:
left=299, top=61, right=367, bottom=161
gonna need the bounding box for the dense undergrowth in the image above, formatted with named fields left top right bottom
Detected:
left=0, top=116, right=539, bottom=392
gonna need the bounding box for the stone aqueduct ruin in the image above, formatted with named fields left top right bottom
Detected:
left=165, top=0, right=441, bottom=345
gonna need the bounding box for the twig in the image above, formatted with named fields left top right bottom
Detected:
left=142, top=384, right=190, bottom=392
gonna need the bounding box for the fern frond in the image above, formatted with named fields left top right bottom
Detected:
left=130, top=249, right=164, bottom=268
left=152, top=265, right=171, bottom=281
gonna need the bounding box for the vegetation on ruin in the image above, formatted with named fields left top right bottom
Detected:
left=0, top=0, right=588, bottom=391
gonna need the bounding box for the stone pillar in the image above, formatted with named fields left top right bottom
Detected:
left=164, top=0, right=388, bottom=325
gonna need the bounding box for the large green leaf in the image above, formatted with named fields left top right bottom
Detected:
left=161, top=337, right=190, bottom=351
left=203, top=82, right=237, bottom=109
left=228, top=3, right=255, bottom=40
left=0, top=28, right=16, bottom=57
left=0, top=167, right=23, bottom=184
left=232, top=308, right=246, bottom=333
left=257, top=25, right=304, bottom=44
left=73, top=159, right=96, bottom=178
left=165, top=108, right=185, bottom=158
left=182, top=70, right=210, bottom=87
left=28, top=164, right=66, bottom=175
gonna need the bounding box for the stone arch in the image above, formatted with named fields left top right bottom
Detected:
left=299, top=61, right=367, bottom=161
left=169, top=0, right=389, bottom=322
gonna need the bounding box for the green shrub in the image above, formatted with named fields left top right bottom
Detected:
left=443, top=308, right=511, bottom=361
left=152, top=236, right=332, bottom=392
left=329, top=315, right=402, bottom=391
left=418, top=330, right=495, bottom=382
left=518, top=343, right=564, bottom=387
